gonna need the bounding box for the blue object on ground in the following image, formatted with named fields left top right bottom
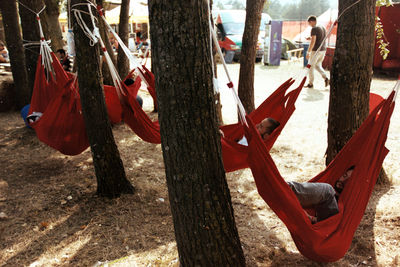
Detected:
left=303, top=43, right=309, bottom=67
left=21, top=104, right=32, bottom=128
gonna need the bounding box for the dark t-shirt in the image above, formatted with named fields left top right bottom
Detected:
left=311, top=25, right=327, bottom=51
left=61, top=58, right=71, bottom=72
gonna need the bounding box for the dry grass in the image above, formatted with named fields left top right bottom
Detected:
left=0, top=63, right=399, bottom=266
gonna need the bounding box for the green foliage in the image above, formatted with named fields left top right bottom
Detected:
left=375, top=0, right=392, bottom=60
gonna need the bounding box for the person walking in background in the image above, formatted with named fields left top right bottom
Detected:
left=305, top=16, right=329, bottom=89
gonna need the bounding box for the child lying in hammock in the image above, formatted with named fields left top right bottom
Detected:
left=288, top=166, right=355, bottom=223
left=220, top=118, right=280, bottom=146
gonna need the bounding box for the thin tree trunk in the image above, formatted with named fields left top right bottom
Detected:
left=327, top=0, right=376, bottom=164
left=72, top=0, right=134, bottom=198
left=96, top=0, right=117, bottom=85
left=0, top=0, right=30, bottom=108
left=148, top=1, right=245, bottom=265
left=238, top=0, right=265, bottom=114
left=18, top=0, right=46, bottom=95
left=117, top=0, right=130, bottom=79
left=210, top=0, right=223, bottom=125
left=43, top=0, right=64, bottom=52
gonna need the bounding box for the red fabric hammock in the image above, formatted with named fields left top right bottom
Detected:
left=242, top=89, right=396, bottom=262
left=221, top=77, right=306, bottom=172
left=28, top=53, right=90, bottom=155
left=31, top=78, right=89, bottom=155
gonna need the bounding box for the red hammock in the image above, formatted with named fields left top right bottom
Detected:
left=221, top=77, right=305, bottom=172
left=113, top=77, right=307, bottom=164
left=242, top=89, right=396, bottom=262
left=31, top=78, right=89, bottom=155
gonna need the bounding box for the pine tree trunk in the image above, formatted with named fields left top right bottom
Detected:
left=72, top=0, right=134, bottom=198
left=238, top=0, right=265, bottom=114
left=96, top=0, right=116, bottom=85
left=326, top=0, right=376, bottom=165
left=0, top=0, right=30, bottom=108
left=18, top=0, right=45, bottom=95
left=210, top=0, right=223, bottom=125
left=117, top=0, right=130, bottom=79
left=43, top=0, right=64, bottom=52
left=148, top=1, right=245, bottom=265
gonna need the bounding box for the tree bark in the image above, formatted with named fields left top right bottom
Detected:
left=96, top=0, right=117, bottom=85
left=72, top=0, right=134, bottom=198
left=0, top=0, right=30, bottom=108
left=238, top=0, right=265, bottom=114
left=148, top=1, right=245, bottom=265
left=18, top=0, right=46, bottom=95
left=43, top=0, right=64, bottom=52
left=327, top=0, right=376, bottom=165
left=117, top=0, right=130, bottom=79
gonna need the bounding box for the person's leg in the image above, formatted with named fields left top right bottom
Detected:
left=315, top=51, right=328, bottom=80
left=307, top=51, right=316, bottom=86
left=288, top=181, right=339, bottom=221
left=314, top=51, right=329, bottom=87
left=315, top=183, right=339, bottom=221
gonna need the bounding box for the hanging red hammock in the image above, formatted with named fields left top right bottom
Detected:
left=242, top=88, right=396, bottom=262
left=28, top=53, right=89, bottom=155
left=221, top=77, right=305, bottom=172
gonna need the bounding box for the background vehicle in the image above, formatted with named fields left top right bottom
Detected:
left=213, top=10, right=271, bottom=63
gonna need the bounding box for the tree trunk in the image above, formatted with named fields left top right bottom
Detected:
left=327, top=0, right=376, bottom=165
left=96, top=0, right=117, bottom=85
left=210, top=0, right=223, bottom=125
left=238, top=0, right=265, bottom=114
left=148, top=1, right=245, bottom=265
left=43, top=0, right=64, bottom=52
left=117, top=0, right=130, bottom=79
left=0, top=0, right=30, bottom=108
left=72, top=0, right=134, bottom=198
left=18, top=0, right=46, bottom=95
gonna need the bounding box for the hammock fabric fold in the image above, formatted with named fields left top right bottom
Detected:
left=243, top=90, right=395, bottom=262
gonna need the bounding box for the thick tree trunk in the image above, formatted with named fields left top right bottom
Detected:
left=238, top=0, right=265, bottom=114
left=96, top=0, right=117, bottom=85
left=327, top=0, right=376, bottom=164
left=72, top=0, right=134, bottom=198
left=117, top=0, right=130, bottom=79
left=43, top=0, right=64, bottom=52
left=0, top=0, right=30, bottom=108
left=18, top=0, right=46, bottom=95
left=148, top=1, right=245, bottom=265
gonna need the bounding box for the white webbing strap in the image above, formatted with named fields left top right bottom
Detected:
left=72, top=4, right=124, bottom=100
left=96, top=5, right=150, bottom=87
left=209, top=23, right=248, bottom=125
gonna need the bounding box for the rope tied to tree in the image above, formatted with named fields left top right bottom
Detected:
left=18, top=1, right=55, bottom=81
left=71, top=3, right=124, bottom=100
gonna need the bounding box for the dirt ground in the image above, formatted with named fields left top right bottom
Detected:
left=0, top=61, right=399, bottom=267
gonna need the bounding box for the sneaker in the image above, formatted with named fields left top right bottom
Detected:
left=325, top=78, right=330, bottom=87
left=305, top=83, right=314, bottom=88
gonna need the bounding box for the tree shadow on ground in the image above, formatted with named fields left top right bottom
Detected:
left=0, top=116, right=175, bottom=266
left=302, top=88, right=325, bottom=102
